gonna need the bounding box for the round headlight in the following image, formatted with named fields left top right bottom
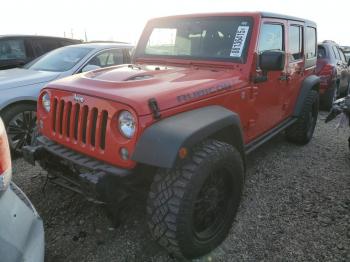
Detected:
left=118, top=111, right=136, bottom=138
left=42, top=92, right=51, bottom=112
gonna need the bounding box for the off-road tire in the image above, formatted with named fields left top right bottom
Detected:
left=147, top=140, right=244, bottom=259
left=322, top=83, right=338, bottom=111
left=1, top=103, right=37, bottom=153
left=286, top=90, right=319, bottom=145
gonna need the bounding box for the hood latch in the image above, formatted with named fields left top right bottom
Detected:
left=148, top=98, right=161, bottom=120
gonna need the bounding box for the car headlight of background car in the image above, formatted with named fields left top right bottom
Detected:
left=42, top=92, right=51, bottom=112
left=118, top=111, right=136, bottom=138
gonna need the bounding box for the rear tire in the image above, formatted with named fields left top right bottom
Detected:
left=286, top=90, right=319, bottom=145
left=147, top=140, right=244, bottom=259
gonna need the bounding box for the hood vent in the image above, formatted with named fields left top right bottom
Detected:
left=126, top=75, right=153, bottom=81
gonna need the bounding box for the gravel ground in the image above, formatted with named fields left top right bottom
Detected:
left=12, top=111, right=350, bottom=262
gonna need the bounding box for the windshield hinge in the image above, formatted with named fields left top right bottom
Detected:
left=148, top=98, right=161, bottom=120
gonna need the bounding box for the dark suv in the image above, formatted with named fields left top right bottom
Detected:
left=317, top=41, right=350, bottom=109
left=0, top=35, right=82, bottom=70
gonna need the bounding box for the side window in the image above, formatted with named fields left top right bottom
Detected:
left=0, top=39, right=27, bottom=60
left=338, top=48, right=346, bottom=62
left=123, top=49, right=132, bottom=63
left=332, top=46, right=340, bottom=60
left=258, top=23, right=284, bottom=53
left=317, top=45, right=326, bottom=58
left=305, top=27, right=316, bottom=59
left=288, top=25, right=303, bottom=61
left=86, top=49, right=124, bottom=68
left=30, top=39, right=59, bottom=56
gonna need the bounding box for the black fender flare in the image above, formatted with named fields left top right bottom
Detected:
left=293, top=75, right=320, bottom=116
left=132, top=105, right=245, bottom=169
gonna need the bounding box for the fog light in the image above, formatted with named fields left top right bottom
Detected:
left=120, top=147, right=129, bottom=160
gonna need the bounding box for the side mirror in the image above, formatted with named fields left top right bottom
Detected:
left=259, top=50, right=286, bottom=71
left=347, top=59, right=350, bottom=67
left=81, top=64, right=101, bottom=73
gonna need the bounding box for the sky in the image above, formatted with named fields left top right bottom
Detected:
left=1, top=0, right=349, bottom=46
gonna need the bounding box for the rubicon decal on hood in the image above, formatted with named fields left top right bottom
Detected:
left=177, top=81, right=233, bottom=103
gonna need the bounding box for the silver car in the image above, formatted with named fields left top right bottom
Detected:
left=0, top=118, right=44, bottom=261
left=0, top=42, right=133, bottom=152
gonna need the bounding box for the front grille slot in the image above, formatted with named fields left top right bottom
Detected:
left=100, top=111, right=108, bottom=150
left=59, top=100, right=65, bottom=135
left=66, top=102, right=72, bottom=137
left=81, top=106, right=89, bottom=144
left=50, top=98, right=108, bottom=150
left=90, top=108, right=98, bottom=147
left=52, top=98, right=58, bottom=132
left=73, top=104, right=80, bottom=141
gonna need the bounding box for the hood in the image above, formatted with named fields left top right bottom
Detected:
left=46, top=64, right=247, bottom=115
left=0, top=68, right=60, bottom=90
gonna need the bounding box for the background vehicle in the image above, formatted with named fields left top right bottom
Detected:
left=24, top=12, right=319, bottom=259
left=317, top=40, right=350, bottom=109
left=0, top=118, right=44, bottom=262
left=325, top=96, right=350, bottom=149
left=341, top=46, right=350, bottom=62
left=0, top=42, right=133, bottom=152
left=0, top=35, right=81, bottom=70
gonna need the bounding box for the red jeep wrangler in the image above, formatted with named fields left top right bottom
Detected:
left=24, top=12, right=319, bottom=259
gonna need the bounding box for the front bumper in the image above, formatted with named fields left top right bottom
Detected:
left=0, top=182, right=44, bottom=262
left=23, top=136, right=137, bottom=202
left=23, top=136, right=133, bottom=177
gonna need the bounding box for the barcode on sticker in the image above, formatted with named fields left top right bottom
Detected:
left=230, top=26, right=249, bottom=57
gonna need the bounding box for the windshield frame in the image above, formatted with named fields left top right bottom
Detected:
left=135, top=16, right=254, bottom=64
left=27, top=46, right=94, bottom=72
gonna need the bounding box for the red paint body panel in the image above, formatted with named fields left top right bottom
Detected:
left=37, top=12, right=317, bottom=170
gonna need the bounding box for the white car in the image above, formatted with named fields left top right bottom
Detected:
left=0, top=42, right=133, bottom=151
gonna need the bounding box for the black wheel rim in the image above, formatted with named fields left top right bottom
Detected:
left=192, top=168, right=233, bottom=241
left=7, top=110, right=37, bottom=151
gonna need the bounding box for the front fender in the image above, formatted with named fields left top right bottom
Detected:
left=132, top=106, right=244, bottom=169
left=0, top=84, right=42, bottom=111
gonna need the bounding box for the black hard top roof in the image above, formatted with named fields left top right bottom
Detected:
left=261, top=12, right=317, bottom=27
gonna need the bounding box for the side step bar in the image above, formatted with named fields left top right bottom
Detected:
left=244, top=117, right=297, bottom=154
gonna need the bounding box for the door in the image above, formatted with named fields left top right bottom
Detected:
left=282, top=22, right=305, bottom=118
left=249, top=19, right=287, bottom=139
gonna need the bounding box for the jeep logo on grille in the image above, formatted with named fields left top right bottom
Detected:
left=73, top=94, right=84, bottom=103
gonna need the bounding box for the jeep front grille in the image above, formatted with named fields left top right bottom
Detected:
left=52, top=98, right=108, bottom=150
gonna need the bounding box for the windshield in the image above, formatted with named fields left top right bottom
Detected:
left=28, top=46, right=93, bottom=72
left=137, top=16, right=253, bottom=63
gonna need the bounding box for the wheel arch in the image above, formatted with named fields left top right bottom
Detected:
left=293, top=75, right=320, bottom=117
left=132, top=106, right=246, bottom=169
left=0, top=99, right=37, bottom=116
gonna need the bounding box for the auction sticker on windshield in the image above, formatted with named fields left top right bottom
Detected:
left=230, top=25, right=249, bottom=57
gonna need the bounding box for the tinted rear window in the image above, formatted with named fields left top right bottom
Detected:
left=0, top=39, right=26, bottom=60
